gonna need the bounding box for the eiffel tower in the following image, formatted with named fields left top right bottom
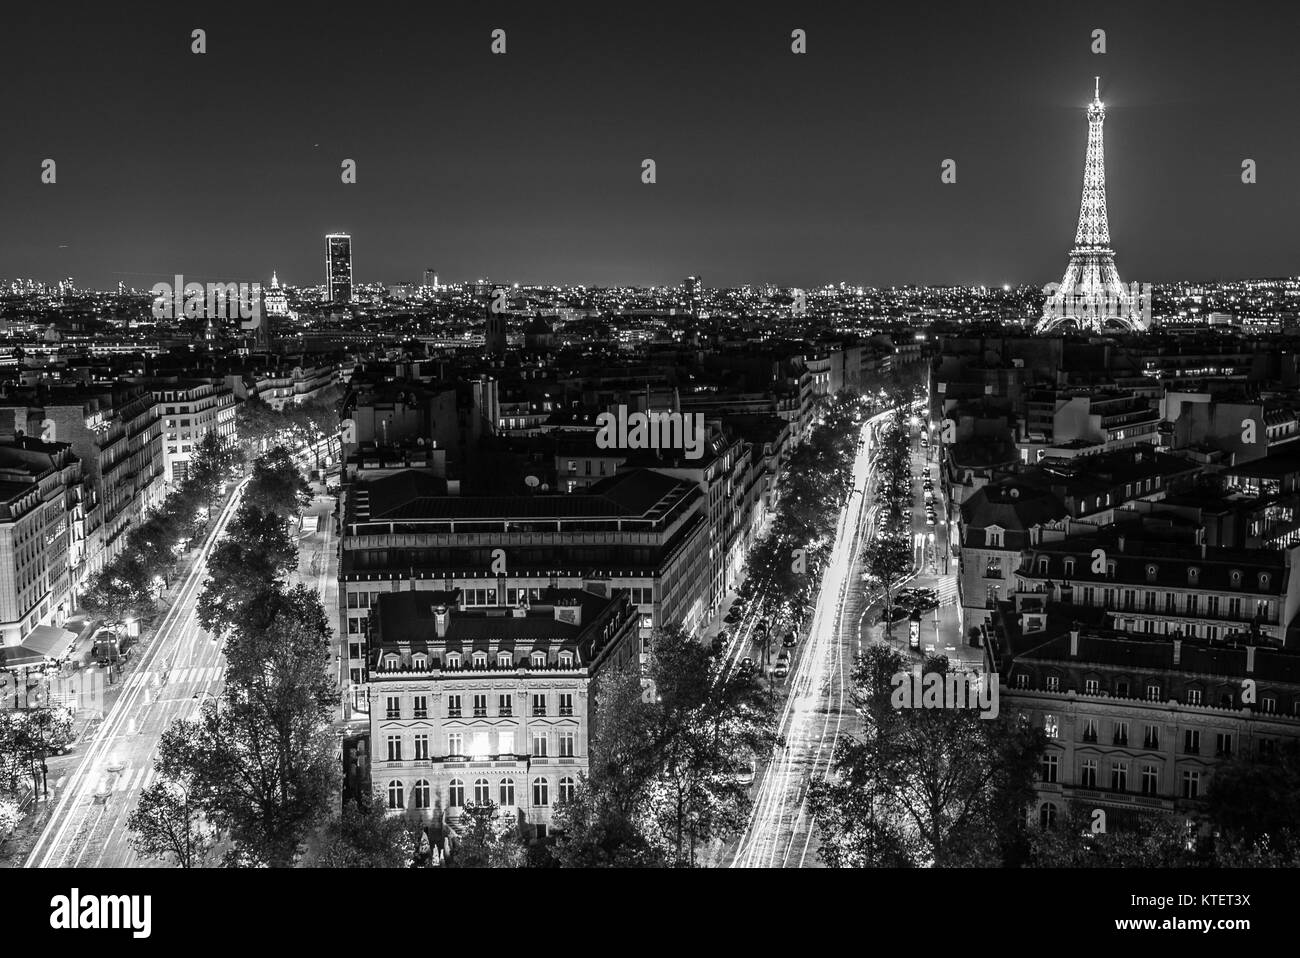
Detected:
left=1038, top=79, right=1146, bottom=333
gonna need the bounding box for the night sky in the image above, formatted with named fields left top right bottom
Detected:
left=2, top=1, right=1297, bottom=290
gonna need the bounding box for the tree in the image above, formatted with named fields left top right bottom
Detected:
left=81, top=556, right=153, bottom=628
left=444, top=801, right=526, bottom=868
left=867, top=532, right=912, bottom=635
left=188, top=430, right=243, bottom=509
left=127, top=777, right=213, bottom=868
left=316, top=798, right=413, bottom=868
left=0, top=798, right=21, bottom=848
left=157, top=588, right=339, bottom=866
left=245, top=446, right=311, bottom=518
left=197, top=503, right=298, bottom=638
left=550, top=627, right=777, bottom=867
left=234, top=396, right=282, bottom=456
left=809, top=646, right=1044, bottom=867
left=1204, top=740, right=1300, bottom=865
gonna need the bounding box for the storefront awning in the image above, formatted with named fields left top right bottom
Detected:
left=20, top=624, right=78, bottom=659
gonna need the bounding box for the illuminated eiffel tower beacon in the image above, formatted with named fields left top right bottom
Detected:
left=1038, top=78, right=1146, bottom=333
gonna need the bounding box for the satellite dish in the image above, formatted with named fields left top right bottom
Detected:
left=524, top=476, right=540, bottom=488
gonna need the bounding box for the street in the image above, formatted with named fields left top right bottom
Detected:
left=24, top=478, right=250, bottom=869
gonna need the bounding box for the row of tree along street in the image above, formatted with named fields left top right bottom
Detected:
left=863, top=409, right=916, bottom=638
left=234, top=386, right=343, bottom=472
left=125, top=448, right=335, bottom=867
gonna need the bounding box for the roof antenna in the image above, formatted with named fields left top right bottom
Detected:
left=1094, top=76, right=1100, bottom=100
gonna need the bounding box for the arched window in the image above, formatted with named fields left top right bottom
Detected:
left=532, top=777, right=549, bottom=807
left=558, top=776, right=576, bottom=804
left=473, top=778, right=491, bottom=805
left=1259, top=572, right=1271, bottom=590
left=1230, top=570, right=1242, bottom=588
left=499, top=778, right=515, bottom=807
left=387, top=780, right=404, bottom=810
left=1145, top=564, right=1158, bottom=583
left=1039, top=802, right=1057, bottom=830
left=412, top=779, right=430, bottom=809
left=448, top=779, right=465, bottom=808
left=1188, top=567, right=1200, bottom=585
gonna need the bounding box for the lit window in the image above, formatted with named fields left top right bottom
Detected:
left=558, top=730, right=575, bottom=757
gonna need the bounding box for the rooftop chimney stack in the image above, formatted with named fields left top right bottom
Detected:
left=434, top=605, right=449, bottom=638
left=1172, top=638, right=1182, bottom=665
left=1069, top=629, right=1079, bottom=657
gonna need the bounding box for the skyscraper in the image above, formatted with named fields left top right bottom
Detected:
left=423, top=267, right=439, bottom=289
left=684, top=275, right=702, bottom=317
left=484, top=285, right=508, bottom=356
left=1038, top=80, right=1145, bottom=334
left=326, top=233, right=353, bottom=304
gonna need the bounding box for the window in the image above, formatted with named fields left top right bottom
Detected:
left=1145, top=564, right=1158, bottom=583
left=1140, top=765, right=1159, bottom=796
left=1230, top=570, right=1242, bottom=588
left=1184, top=729, right=1200, bottom=755
left=387, top=780, right=404, bottom=809
left=1259, top=572, right=1271, bottom=590
left=1262, top=696, right=1277, bottom=715
left=532, top=777, right=549, bottom=806
left=1216, top=733, right=1233, bottom=757
left=448, top=779, right=464, bottom=808
left=473, top=652, right=488, bottom=669
left=446, top=653, right=461, bottom=669
left=499, top=694, right=513, bottom=717
left=531, top=731, right=548, bottom=757
left=558, top=777, right=576, bottom=804
left=1182, top=770, right=1200, bottom=799
left=447, top=695, right=462, bottom=718
left=1186, top=689, right=1202, bottom=706
left=558, top=693, right=574, bottom=716
left=413, top=779, right=430, bottom=809
left=447, top=732, right=463, bottom=756
left=1146, top=683, right=1161, bottom=702
left=558, top=730, right=576, bottom=757
left=1040, top=753, right=1058, bottom=783
left=500, top=779, right=516, bottom=806
left=413, top=695, right=428, bottom=719
left=1144, top=724, right=1160, bottom=749
left=559, top=651, right=574, bottom=668
left=414, top=734, right=429, bottom=760
left=532, top=693, right=547, bottom=716
left=1080, top=760, right=1098, bottom=788
left=1037, top=556, right=1048, bottom=575
left=1015, top=673, right=1029, bottom=689
left=531, top=652, right=546, bottom=668
left=1039, top=802, right=1057, bottom=830
left=386, top=735, right=402, bottom=762
left=986, top=528, right=1003, bottom=548
left=497, top=728, right=514, bottom=754
left=1110, top=761, right=1128, bottom=792
left=1046, top=675, right=1060, bottom=692
left=1112, top=721, right=1129, bottom=746
left=1043, top=714, right=1058, bottom=738
left=473, top=778, right=491, bottom=805
left=1188, top=567, right=1199, bottom=586
left=498, top=652, right=513, bottom=668
left=1082, top=718, right=1098, bottom=743
left=385, top=696, right=401, bottom=719
left=473, top=694, right=487, bottom=717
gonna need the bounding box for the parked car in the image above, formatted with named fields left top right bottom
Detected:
left=724, top=608, right=742, bottom=624
left=782, top=631, right=797, bottom=648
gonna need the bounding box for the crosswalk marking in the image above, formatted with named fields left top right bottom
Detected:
left=122, top=665, right=225, bottom=690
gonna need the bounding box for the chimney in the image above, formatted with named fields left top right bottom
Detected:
left=1172, top=638, right=1181, bottom=665
left=1069, top=628, right=1079, bottom=657
left=1246, top=644, right=1256, bottom=674
left=434, top=605, right=450, bottom=638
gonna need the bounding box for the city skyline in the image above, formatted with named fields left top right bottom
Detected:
left=2, top=2, right=1297, bottom=291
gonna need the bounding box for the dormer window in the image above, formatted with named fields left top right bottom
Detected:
left=1230, top=570, right=1242, bottom=589
left=1106, top=561, right=1117, bottom=580
left=384, top=654, right=400, bottom=670
left=1063, top=557, right=1075, bottom=577
left=1259, top=572, right=1271, bottom=590
left=446, top=652, right=462, bottom=670
left=1145, top=564, right=1158, bottom=583
left=498, top=652, right=514, bottom=668
left=1188, top=567, right=1200, bottom=586
left=530, top=652, right=547, bottom=668
left=985, top=527, right=1004, bottom=549
left=412, top=653, right=428, bottom=670
left=472, top=652, right=488, bottom=669
left=1037, top=556, right=1048, bottom=575
left=559, top=651, right=574, bottom=668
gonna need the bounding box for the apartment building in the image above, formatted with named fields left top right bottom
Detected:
left=366, top=586, right=640, bottom=836
left=0, top=438, right=87, bottom=659
left=339, top=467, right=710, bottom=713
left=987, top=596, right=1300, bottom=831
left=144, top=379, right=237, bottom=483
